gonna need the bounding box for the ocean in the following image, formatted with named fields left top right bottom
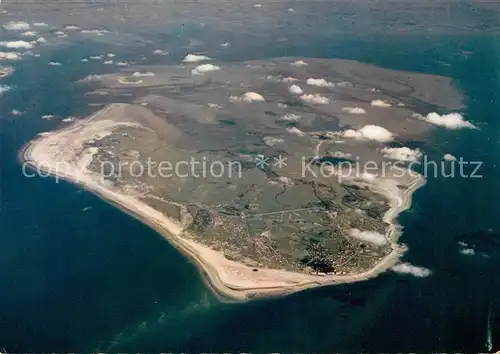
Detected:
left=0, top=26, right=499, bottom=352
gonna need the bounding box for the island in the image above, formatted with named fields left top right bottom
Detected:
left=20, top=57, right=463, bottom=301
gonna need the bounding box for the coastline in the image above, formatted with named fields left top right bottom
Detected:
left=369, top=171, right=426, bottom=243
left=19, top=115, right=426, bottom=302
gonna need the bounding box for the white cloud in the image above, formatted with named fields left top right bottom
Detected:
left=64, top=25, right=81, bottom=30
left=132, top=72, right=155, bottom=77
left=279, top=113, right=301, bottom=121
left=41, top=114, right=55, bottom=120
left=458, top=241, right=475, bottom=256
left=460, top=248, right=475, bottom=256
left=20, top=31, right=38, bottom=37
left=288, top=84, right=303, bottom=95
left=306, top=78, right=335, bottom=87
left=80, top=29, right=109, bottom=35
left=242, top=92, right=265, bottom=102
left=291, top=60, right=308, bottom=66
left=381, top=146, right=422, bottom=162
left=36, top=37, right=47, bottom=44
left=391, top=262, right=431, bottom=277
left=0, top=52, right=21, bottom=60
left=208, top=103, right=222, bottom=108
left=33, top=22, right=49, bottom=27
left=116, top=61, right=129, bottom=66
left=0, top=41, right=34, bottom=49
left=0, top=85, right=12, bottom=95
left=417, top=112, right=476, bottom=129
left=230, top=92, right=265, bottom=102
left=23, top=51, right=39, bottom=57
left=103, top=60, right=113, bottom=65
left=10, top=109, right=23, bottom=116
left=253, top=4, right=263, bottom=8
left=371, top=99, right=392, bottom=108
left=191, top=64, right=220, bottom=75
left=341, top=125, right=394, bottom=142
left=286, top=127, right=305, bottom=136
left=183, top=53, right=211, bottom=63
left=106, top=53, right=116, bottom=58
left=342, top=107, right=366, bottom=114
left=48, top=61, right=62, bottom=66
left=81, top=58, right=89, bottom=62
left=153, top=49, right=169, bottom=55
left=300, top=93, right=329, bottom=104
left=348, top=228, right=387, bottom=246
left=90, top=55, right=103, bottom=60
left=443, top=153, right=457, bottom=161
left=3, top=21, right=30, bottom=31
left=0, top=67, right=14, bottom=77
left=220, top=41, right=230, bottom=48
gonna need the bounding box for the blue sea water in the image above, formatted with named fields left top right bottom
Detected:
left=0, top=30, right=499, bottom=352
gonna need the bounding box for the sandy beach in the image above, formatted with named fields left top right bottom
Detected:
left=19, top=105, right=425, bottom=301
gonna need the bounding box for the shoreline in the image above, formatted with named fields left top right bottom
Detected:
left=369, top=171, right=426, bottom=243
left=19, top=114, right=426, bottom=302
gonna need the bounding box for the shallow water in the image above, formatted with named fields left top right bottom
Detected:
left=0, top=5, right=499, bottom=352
